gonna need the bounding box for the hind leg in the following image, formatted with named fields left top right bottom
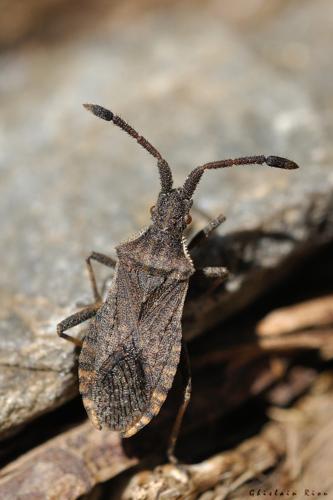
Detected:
left=57, top=303, right=100, bottom=347
left=167, top=342, right=192, bottom=464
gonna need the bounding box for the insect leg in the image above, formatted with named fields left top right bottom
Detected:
left=201, top=266, right=229, bottom=280
left=200, top=266, right=229, bottom=296
left=167, top=342, right=192, bottom=464
left=86, top=251, right=117, bottom=302
left=57, top=303, right=100, bottom=347
left=188, top=214, right=226, bottom=250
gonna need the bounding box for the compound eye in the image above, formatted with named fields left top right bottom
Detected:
left=150, top=205, right=156, bottom=215
left=185, top=214, right=192, bottom=225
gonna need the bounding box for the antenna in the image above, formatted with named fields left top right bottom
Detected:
left=182, top=155, right=299, bottom=199
left=83, top=104, right=173, bottom=193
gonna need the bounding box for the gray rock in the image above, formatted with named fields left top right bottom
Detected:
left=0, top=421, right=136, bottom=499
left=0, top=1, right=332, bottom=437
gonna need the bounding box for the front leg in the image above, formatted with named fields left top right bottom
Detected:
left=189, top=214, right=226, bottom=250
left=189, top=214, right=229, bottom=293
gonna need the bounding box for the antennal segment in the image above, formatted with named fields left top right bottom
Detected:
left=83, top=103, right=173, bottom=193
left=182, top=155, right=299, bottom=199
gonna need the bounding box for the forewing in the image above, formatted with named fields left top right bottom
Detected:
left=79, top=263, right=188, bottom=435
left=122, top=278, right=188, bottom=437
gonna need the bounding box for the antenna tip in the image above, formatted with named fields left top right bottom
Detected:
left=265, top=156, right=299, bottom=170
left=83, top=103, right=114, bottom=121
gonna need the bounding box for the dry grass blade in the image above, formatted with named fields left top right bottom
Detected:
left=120, top=374, right=333, bottom=500
left=257, top=294, right=333, bottom=337
left=120, top=425, right=285, bottom=500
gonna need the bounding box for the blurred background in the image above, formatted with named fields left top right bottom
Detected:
left=0, top=1, right=333, bottom=498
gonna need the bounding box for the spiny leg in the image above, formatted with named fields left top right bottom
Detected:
left=167, top=342, right=192, bottom=464
left=86, top=251, right=117, bottom=302
left=57, top=303, right=100, bottom=348
left=189, top=214, right=226, bottom=250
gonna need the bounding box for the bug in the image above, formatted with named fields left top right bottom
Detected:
left=57, top=104, right=299, bottom=461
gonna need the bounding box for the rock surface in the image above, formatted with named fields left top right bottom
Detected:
left=0, top=422, right=137, bottom=499
left=0, top=0, right=332, bottom=438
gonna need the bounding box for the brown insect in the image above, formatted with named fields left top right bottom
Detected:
left=57, top=104, right=299, bottom=461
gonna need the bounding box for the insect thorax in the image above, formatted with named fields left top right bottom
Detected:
left=116, top=226, right=194, bottom=277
